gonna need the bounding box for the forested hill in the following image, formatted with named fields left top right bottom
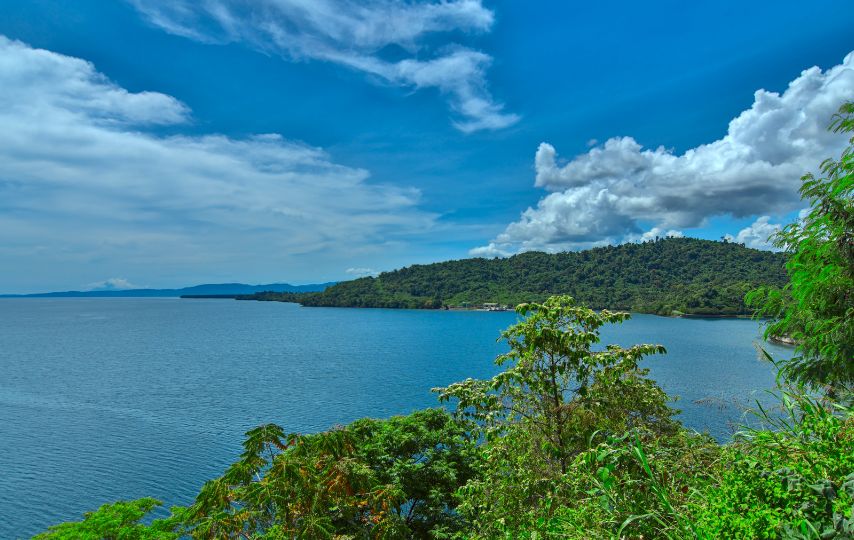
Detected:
left=246, top=238, right=788, bottom=315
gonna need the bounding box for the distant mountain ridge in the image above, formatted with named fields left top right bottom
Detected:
left=242, top=238, right=788, bottom=316
left=0, top=282, right=335, bottom=298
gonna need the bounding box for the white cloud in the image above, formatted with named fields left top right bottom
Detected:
left=129, top=0, right=518, bottom=132
left=0, top=37, right=436, bottom=290
left=724, top=216, right=782, bottom=250
left=475, top=52, right=854, bottom=253
left=0, top=38, right=189, bottom=126
left=468, top=243, right=510, bottom=258
left=345, top=267, right=379, bottom=276
left=86, top=278, right=139, bottom=291
left=626, top=227, right=684, bottom=244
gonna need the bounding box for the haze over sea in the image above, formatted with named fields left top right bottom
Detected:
left=0, top=298, right=792, bottom=538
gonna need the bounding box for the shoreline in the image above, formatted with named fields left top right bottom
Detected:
left=14, top=294, right=764, bottom=320
left=220, top=295, right=762, bottom=319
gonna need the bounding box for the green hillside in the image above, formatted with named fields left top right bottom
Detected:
left=245, top=238, right=788, bottom=315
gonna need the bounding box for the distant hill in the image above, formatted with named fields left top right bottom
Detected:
left=0, top=282, right=335, bottom=298
left=242, top=238, right=788, bottom=316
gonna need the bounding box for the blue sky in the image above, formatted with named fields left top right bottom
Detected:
left=0, top=0, right=852, bottom=292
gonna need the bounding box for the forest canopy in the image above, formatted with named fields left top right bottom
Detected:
left=244, top=237, right=787, bottom=315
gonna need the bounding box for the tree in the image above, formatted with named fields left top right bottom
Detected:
left=181, top=408, right=476, bottom=539
left=747, top=102, right=854, bottom=392
left=33, top=498, right=182, bottom=540
left=436, top=296, right=675, bottom=473
left=434, top=296, right=677, bottom=537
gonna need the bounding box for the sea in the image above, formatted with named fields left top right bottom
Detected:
left=0, top=297, right=793, bottom=538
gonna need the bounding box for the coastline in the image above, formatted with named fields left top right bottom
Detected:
left=192, top=294, right=761, bottom=319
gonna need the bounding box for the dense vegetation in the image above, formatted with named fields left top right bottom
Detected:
left=35, top=104, right=853, bottom=539
left=747, top=102, right=854, bottom=392
left=242, top=238, right=787, bottom=315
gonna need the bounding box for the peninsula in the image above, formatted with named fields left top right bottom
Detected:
left=237, top=238, right=788, bottom=316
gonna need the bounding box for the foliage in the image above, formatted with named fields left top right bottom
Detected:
left=32, top=498, right=182, bottom=540
left=179, top=408, right=476, bottom=539
left=694, top=372, right=854, bottom=539
left=746, top=102, right=854, bottom=391
left=246, top=238, right=787, bottom=315
left=434, top=296, right=680, bottom=538
left=546, top=381, right=854, bottom=540
left=549, top=430, right=721, bottom=540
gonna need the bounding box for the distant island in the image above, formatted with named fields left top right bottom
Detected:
left=0, top=282, right=335, bottom=298
left=237, top=238, right=788, bottom=316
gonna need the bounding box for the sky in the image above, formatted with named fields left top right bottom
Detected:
left=0, top=0, right=852, bottom=293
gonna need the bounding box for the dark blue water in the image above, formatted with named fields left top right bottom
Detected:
left=0, top=298, right=792, bottom=538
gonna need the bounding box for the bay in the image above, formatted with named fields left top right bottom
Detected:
left=0, top=298, right=792, bottom=538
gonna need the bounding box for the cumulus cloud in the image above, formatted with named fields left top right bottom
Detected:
left=468, top=243, right=510, bottom=258
left=345, top=267, right=379, bottom=276
left=129, top=0, right=518, bottom=132
left=724, top=216, right=782, bottom=250
left=474, top=52, right=854, bottom=254
left=0, top=37, right=435, bottom=291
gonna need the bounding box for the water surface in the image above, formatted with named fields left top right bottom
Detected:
left=0, top=298, right=791, bottom=538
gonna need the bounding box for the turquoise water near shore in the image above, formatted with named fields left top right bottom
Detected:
left=0, top=298, right=792, bottom=538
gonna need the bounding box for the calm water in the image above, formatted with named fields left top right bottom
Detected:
left=0, top=298, right=792, bottom=538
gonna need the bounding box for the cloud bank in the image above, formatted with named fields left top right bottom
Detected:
left=129, top=0, right=519, bottom=132
left=473, top=52, right=854, bottom=255
left=0, top=37, right=435, bottom=291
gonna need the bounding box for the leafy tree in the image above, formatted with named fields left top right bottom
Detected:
left=181, top=408, right=476, bottom=539
left=434, top=296, right=678, bottom=537
left=747, top=102, right=854, bottom=391
left=32, top=498, right=182, bottom=540
left=437, top=296, right=675, bottom=471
